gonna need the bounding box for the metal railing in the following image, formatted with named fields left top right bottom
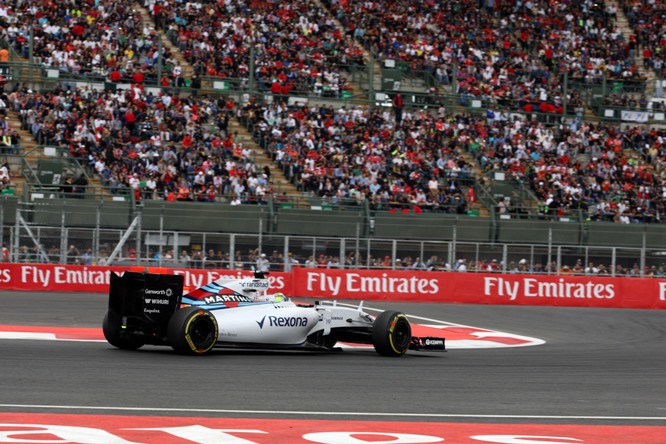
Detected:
left=1, top=208, right=661, bottom=278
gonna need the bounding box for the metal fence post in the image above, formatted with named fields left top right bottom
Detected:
left=0, top=203, right=3, bottom=252
left=258, top=216, right=263, bottom=255
left=60, top=203, right=67, bottom=264
left=13, top=206, right=20, bottom=262
left=641, top=225, right=647, bottom=278
left=452, top=219, right=458, bottom=263
left=229, top=233, right=236, bottom=270
left=611, top=247, right=616, bottom=277
left=158, top=207, right=164, bottom=267
left=283, top=235, right=290, bottom=271
left=355, top=222, right=360, bottom=268
left=548, top=223, right=553, bottom=274
left=502, top=243, right=508, bottom=273
left=136, top=206, right=142, bottom=265
left=94, top=202, right=101, bottom=264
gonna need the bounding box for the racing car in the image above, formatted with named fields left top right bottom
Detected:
left=102, top=270, right=446, bottom=356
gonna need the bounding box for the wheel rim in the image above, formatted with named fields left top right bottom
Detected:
left=393, top=320, right=410, bottom=350
left=189, top=317, right=215, bottom=348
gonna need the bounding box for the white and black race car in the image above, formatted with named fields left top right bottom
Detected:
left=102, top=271, right=446, bottom=357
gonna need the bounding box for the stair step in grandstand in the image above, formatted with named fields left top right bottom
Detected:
left=227, top=121, right=303, bottom=204
left=310, top=0, right=370, bottom=103
left=5, top=109, right=113, bottom=201
left=134, top=2, right=194, bottom=81
left=4, top=110, right=37, bottom=197
left=132, top=4, right=307, bottom=207
left=608, top=0, right=655, bottom=97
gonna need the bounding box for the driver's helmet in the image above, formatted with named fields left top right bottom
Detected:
left=273, top=292, right=287, bottom=302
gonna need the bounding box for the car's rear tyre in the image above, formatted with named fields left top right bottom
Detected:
left=372, top=311, right=411, bottom=357
left=102, top=311, right=144, bottom=350
left=167, top=307, right=218, bottom=355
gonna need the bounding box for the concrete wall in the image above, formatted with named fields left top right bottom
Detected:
left=373, top=213, right=493, bottom=242
left=31, top=199, right=131, bottom=228
left=141, top=201, right=269, bottom=233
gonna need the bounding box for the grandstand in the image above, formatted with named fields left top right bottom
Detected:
left=1, top=0, right=666, bottom=275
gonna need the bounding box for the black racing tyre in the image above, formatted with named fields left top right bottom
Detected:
left=102, top=311, right=144, bottom=350
left=167, top=307, right=218, bottom=355
left=372, top=311, right=411, bottom=357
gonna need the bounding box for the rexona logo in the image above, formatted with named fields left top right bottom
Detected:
left=256, top=315, right=308, bottom=329
left=204, top=294, right=253, bottom=304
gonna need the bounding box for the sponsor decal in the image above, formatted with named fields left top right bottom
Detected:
left=143, top=288, right=175, bottom=314
left=256, top=315, right=308, bottom=329
left=483, top=277, right=615, bottom=301
left=144, top=288, right=173, bottom=296
left=144, top=299, right=170, bottom=305
left=2, top=263, right=666, bottom=309
left=239, top=280, right=270, bottom=288
left=304, top=271, right=439, bottom=297
left=425, top=338, right=444, bottom=346
left=204, top=294, right=253, bottom=304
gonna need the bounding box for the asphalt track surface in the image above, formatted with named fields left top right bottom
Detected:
left=1, top=291, right=665, bottom=427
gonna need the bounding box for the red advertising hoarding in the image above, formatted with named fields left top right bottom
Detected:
left=1, top=263, right=665, bottom=309
left=0, top=264, right=291, bottom=294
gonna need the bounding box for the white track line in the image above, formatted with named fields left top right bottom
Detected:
left=336, top=302, right=506, bottom=328
left=335, top=303, right=545, bottom=347
left=0, top=404, right=664, bottom=421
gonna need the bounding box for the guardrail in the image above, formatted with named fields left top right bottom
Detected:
left=0, top=206, right=662, bottom=278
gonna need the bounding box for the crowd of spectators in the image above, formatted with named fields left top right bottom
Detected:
left=240, top=97, right=473, bottom=213
left=0, top=0, right=653, bottom=114
left=0, top=91, right=21, bottom=154
left=446, top=111, right=666, bottom=223
left=0, top=156, right=11, bottom=192
left=5, top=82, right=274, bottom=204
left=447, top=256, right=666, bottom=277
left=325, top=0, right=644, bottom=112
left=0, top=0, right=653, bottom=111
left=144, top=0, right=364, bottom=97
left=621, top=0, right=666, bottom=78
left=0, top=0, right=188, bottom=86
left=0, top=0, right=665, bottom=223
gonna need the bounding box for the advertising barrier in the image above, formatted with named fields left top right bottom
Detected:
left=1, top=263, right=665, bottom=309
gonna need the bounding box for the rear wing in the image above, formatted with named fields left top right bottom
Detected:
left=108, top=272, right=184, bottom=338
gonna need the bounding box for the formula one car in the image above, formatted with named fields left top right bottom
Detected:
left=102, top=271, right=446, bottom=357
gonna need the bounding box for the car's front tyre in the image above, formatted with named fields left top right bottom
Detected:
left=167, top=307, right=218, bottom=355
left=102, top=311, right=145, bottom=350
left=372, top=311, right=411, bottom=357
